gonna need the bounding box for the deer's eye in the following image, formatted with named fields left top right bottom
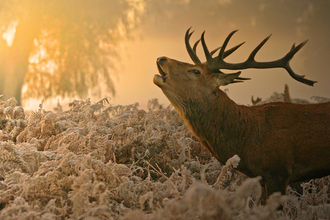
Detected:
left=188, top=69, right=201, bottom=76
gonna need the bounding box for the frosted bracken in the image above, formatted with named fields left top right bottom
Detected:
left=0, top=92, right=329, bottom=219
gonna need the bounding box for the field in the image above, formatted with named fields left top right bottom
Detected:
left=0, top=90, right=329, bottom=219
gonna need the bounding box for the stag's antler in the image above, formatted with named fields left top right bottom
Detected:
left=185, top=28, right=245, bottom=66
left=185, top=28, right=317, bottom=86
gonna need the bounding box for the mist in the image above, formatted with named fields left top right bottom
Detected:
left=114, top=0, right=330, bottom=109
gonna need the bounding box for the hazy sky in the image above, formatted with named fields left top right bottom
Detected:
left=109, top=0, right=330, bottom=109
left=23, top=0, right=330, bottom=110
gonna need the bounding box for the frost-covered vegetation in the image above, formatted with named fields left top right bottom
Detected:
left=0, top=91, right=329, bottom=219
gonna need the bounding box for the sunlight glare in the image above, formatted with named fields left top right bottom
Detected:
left=2, top=21, right=18, bottom=46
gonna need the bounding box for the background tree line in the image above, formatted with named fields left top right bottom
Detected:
left=0, top=0, right=329, bottom=106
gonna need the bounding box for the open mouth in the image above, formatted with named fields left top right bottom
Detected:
left=156, top=62, right=168, bottom=83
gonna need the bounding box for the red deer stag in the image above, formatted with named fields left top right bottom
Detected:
left=153, top=28, right=330, bottom=201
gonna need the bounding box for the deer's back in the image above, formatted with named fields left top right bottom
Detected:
left=248, top=101, right=330, bottom=182
left=257, top=101, right=330, bottom=139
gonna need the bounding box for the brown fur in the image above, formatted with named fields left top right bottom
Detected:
left=154, top=57, right=330, bottom=201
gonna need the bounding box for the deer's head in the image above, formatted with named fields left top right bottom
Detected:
left=154, top=28, right=316, bottom=115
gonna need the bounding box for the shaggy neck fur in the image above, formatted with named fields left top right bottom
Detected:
left=177, top=89, right=259, bottom=169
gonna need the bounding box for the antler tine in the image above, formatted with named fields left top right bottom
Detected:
left=247, top=34, right=272, bottom=62
left=210, top=42, right=245, bottom=58
left=196, top=42, right=244, bottom=58
left=285, top=40, right=308, bottom=61
left=185, top=28, right=201, bottom=64
left=222, top=42, right=245, bottom=58
left=201, top=31, right=227, bottom=68
left=218, top=30, right=239, bottom=60
left=284, top=64, right=315, bottom=85
left=283, top=40, right=316, bottom=85
left=210, top=47, right=220, bottom=56
left=201, top=30, right=244, bottom=70
left=190, top=29, right=244, bottom=66
left=273, top=39, right=316, bottom=85
left=193, top=39, right=200, bottom=53
left=201, top=31, right=213, bottom=63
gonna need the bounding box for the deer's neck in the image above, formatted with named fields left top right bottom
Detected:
left=181, top=90, right=258, bottom=165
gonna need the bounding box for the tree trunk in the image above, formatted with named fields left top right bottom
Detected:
left=0, top=18, right=39, bottom=106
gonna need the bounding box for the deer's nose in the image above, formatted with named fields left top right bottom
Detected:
left=157, top=57, right=167, bottom=65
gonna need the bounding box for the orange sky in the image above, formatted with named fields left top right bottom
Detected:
left=24, top=1, right=330, bottom=110
left=114, top=1, right=330, bottom=110
left=112, top=28, right=327, bottom=110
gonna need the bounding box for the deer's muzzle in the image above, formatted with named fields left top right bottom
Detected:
left=154, top=57, right=168, bottom=85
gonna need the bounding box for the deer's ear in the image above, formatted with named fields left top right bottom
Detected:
left=215, top=71, right=249, bottom=86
